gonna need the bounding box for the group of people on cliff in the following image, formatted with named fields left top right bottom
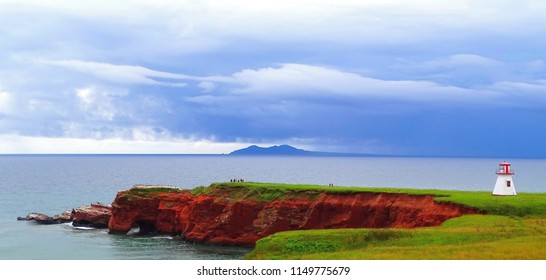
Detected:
left=230, top=178, right=245, bottom=182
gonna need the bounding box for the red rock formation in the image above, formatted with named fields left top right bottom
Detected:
left=54, top=210, right=73, bottom=222
left=108, top=188, right=478, bottom=246
left=72, top=203, right=112, bottom=228
left=19, top=204, right=111, bottom=227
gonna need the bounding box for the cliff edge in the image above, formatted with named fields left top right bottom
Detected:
left=108, top=183, right=478, bottom=246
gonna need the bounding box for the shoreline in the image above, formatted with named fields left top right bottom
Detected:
left=18, top=182, right=546, bottom=259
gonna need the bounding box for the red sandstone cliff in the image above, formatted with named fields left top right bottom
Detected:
left=108, top=186, right=478, bottom=246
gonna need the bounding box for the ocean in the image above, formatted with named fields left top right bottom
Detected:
left=1, top=155, right=545, bottom=260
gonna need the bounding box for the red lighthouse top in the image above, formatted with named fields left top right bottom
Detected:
left=496, top=161, right=514, bottom=175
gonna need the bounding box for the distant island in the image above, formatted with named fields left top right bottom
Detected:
left=229, top=144, right=374, bottom=157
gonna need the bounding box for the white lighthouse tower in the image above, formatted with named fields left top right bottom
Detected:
left=493, top=161, right=517, bottom=196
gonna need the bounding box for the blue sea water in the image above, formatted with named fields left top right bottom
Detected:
left=1, top=155, right=545, bottom=260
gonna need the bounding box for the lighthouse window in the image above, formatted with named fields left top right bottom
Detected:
left=507, top=181, right=511, bottom=187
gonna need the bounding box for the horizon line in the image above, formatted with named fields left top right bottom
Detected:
left=0, top=153, right=544, bottom=160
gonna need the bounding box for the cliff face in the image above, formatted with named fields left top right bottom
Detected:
left=108, top=187, right=478, bottom=246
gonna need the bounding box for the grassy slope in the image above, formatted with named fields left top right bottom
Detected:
left=202, top=182, right=546, bottom=259
left=121, top=186, right=182, bottom=201
left=246, top=215, right=546, bottom=259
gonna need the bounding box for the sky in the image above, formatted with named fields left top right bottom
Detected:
left=1, top=0, right=546, bottom=156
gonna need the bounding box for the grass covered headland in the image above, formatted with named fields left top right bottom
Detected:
left=205, top=182, right=546, bottom=259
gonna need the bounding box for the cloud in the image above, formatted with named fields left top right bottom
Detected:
left=47, top=60, right=190, bottom=87
left=389, top=54, right=513, bottom=86
left=0, top=134, right=252, bottom=154
left=40, top=59, right=492, bottom=106
left=198, top=81, right=216, bottom=93
left=524, top=59, right=546, bottom=73
left=46, top=60, right=235, bottom=87
left=2, top=1, right=546, bottom=156
left=221, top=64, right=483, bottom=103
left=3, top=0, right=546, bottom=60
left=58, top=124, right=172, bottom=142
left=50, top=61, right=542, bottom=107
left=74, top=87, right=127, bottom=121
left=420, top=54, right=504, bottom=69
left=490, top=80, right=546, bottom=100
left=0, top=90, right=13, bottom=114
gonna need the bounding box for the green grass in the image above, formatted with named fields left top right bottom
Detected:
left=206, top=182, right=546, bottom=216
left=122, top=185, right=181, bottom=199
left=196, top=182, right=546, bottom=259
left=133, top=181, right=546, bottom=259
left=190, top=186, right=209, bottom=196
left=207, top=182, right=325, bottom=202
left=246, top=215, right=546, bottom=260
left=434, top=192, right=546, bottom=217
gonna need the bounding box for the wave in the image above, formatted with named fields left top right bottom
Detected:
left=63, top=222, right=97, bottom=230
left=73, top=226, right=96, bottom=230
left=151, top=236, right=174, bottom=240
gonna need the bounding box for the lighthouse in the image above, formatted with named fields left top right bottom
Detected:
left=492, top=161, right=517, bottom=196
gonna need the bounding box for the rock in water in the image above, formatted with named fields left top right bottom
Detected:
left=59, top=210, right=73, bottom=222
left=18, top=205, right=106, bottom=227
left=21, top=213, right=60, bottom=224
left=72, top=203, right=112, bottom=228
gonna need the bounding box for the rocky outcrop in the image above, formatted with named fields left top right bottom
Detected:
left=17, top=212, right=66, bottom=224
left=18, top=203, right=112, bottom=228
left=109, top=186, right=479, bottom=246
left=56, top=210, right=74, bottom=222
left=72, top=203, right=113, bottom=228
